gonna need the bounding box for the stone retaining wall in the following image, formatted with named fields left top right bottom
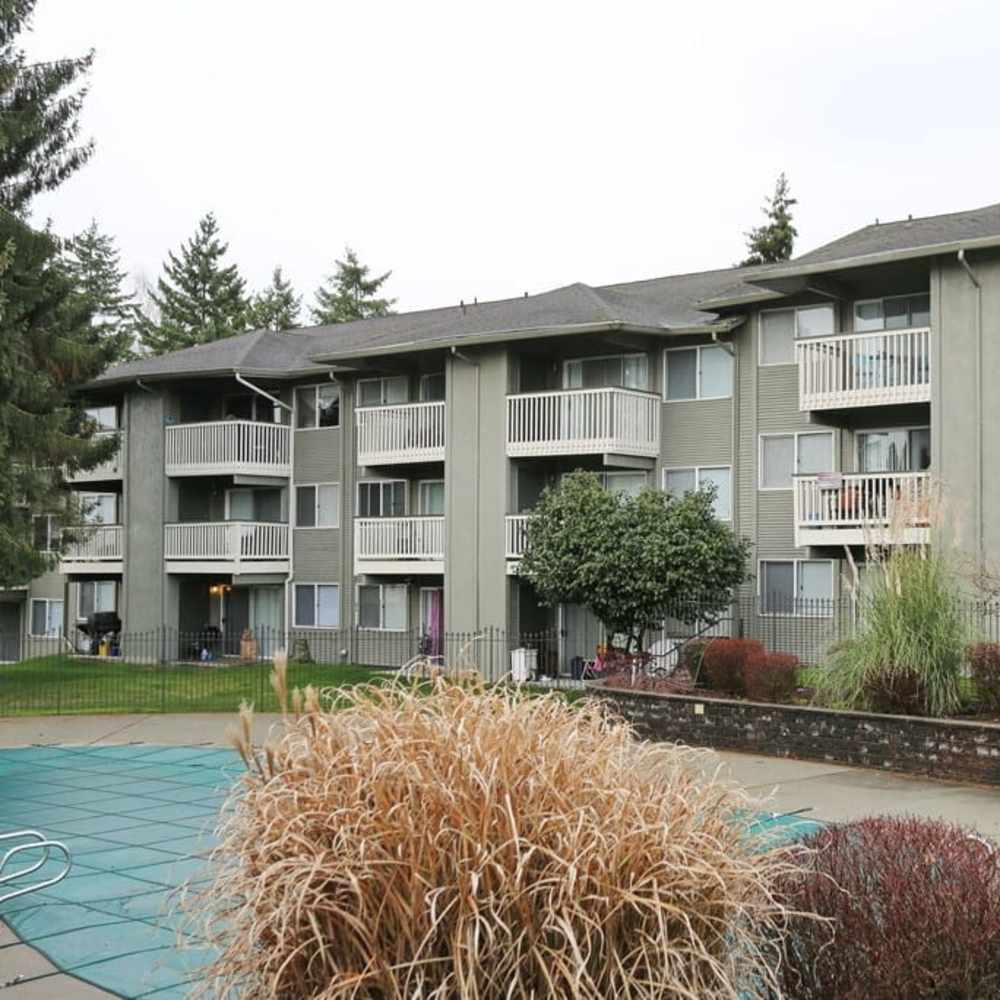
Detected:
left=592, top=685, right=1000, bottom=785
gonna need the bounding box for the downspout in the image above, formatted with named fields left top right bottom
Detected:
left=234, top=372, right=293, bottom=414
left=713, top=329, right=739, bottom=595
left=957, top=249, right=983, bottom=561
left=451, top=346, right=480, bottom=630
left=135, top=379, right=154, bottom=393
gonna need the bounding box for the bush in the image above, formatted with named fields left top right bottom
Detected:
left=701, top=638, right=763, bottom=695
left=678, top=638, right=712, bottom=682
left=815, top=548, right=967, bottom=717
left=196, top=662, right=800, bottom=999
left=968, top=642, right=1000, bottom=712
left=772, top=816, right=1000, bottom=1000
left=743, top=651, right=799, bottom=703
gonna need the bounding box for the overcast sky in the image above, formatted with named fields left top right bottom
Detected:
left=22, top=0, right=1000, bottom=319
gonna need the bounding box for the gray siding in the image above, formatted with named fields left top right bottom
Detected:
left=294, top=426, right=341, bottom=482
left=660, top=398, right=733, bottom=468
left=293, top=529, right=341, bottom=581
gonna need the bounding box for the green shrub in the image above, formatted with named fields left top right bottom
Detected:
left=814, top=548, right=967, bottom=717
left=701, top=638, right=763, bottom=696
left=679, top=638, right=712, bottom=683
left=743, top=651, right=799, bottom=703
left=968, top=642, right=1000, bottom=712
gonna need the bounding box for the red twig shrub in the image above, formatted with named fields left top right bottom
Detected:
left=743, top=651, right=799, bottom=703
left=968, top=642, right=1000, bottom=712
left=772, top=816, right=1000, bottom=1000
left=701, top=638, right=763, bottom=696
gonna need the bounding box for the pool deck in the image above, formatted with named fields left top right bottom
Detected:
left=2, top=713, right=999, bottom=998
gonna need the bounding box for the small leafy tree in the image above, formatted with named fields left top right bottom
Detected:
left=518, top=472, right=751, bottom=651
left=741, top=172, right=797, bottom=266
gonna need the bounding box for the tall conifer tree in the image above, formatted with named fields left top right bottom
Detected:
left=741, top=173, right=798, bottom=266
left=248, top=265, right=300, bottom=331
left=311, top=246, right=395, bottom=325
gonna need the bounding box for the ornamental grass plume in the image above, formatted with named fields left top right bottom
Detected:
left=196, top=665, right=803, bottom=999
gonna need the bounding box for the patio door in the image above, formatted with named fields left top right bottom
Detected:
left=250, top=586, right=284, bottom=657
left=0, top=602, right=20, bottom=662
left=419, top=587, right=444, bottom=658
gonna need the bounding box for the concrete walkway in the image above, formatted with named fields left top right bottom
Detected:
left=2, top=714, right=999, bottom=998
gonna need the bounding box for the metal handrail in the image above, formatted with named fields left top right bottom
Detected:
left=0, top=829, right=72, bottom=904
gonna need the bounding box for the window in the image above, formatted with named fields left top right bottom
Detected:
left=79, top=580, right=116, bottom=619
left=357, top=480, right=406, bottom=517
left=664, top=346, right=733, bottom=400
left=663, top=466, right=732, bottom=519
left=419, top=373, right=446, bottom=402
left=759, top=432, right=834, bottom=490
left=358, top=376, right=408, bottom=407
left=294, top=583, right=340, bottom=628
left=857, top=428, right=930, bottom=473
left=295, top=384, right=340, bottom=429
left=564, top=353, right=648, bottom=391
left=760, top=560, right=834, bottom=615
left=759, top=304, right=835, bottom=365
left=418, top=480, right=445, bottom=515
left=222, top=394, right=282, bottom=423
left=854, top=293, right=930, bottom=333
left=33, top=515, right=56, bottom=552
left=295, top=484, right=340, bottom=527
left=30, top=598, right=63, bottom=637
left=601, top=471, right=647, bottom=497
left=358, top=583, right=407, bottom=630
left=84, top=405, right=118, bottom=431
left=80, top=493, right=116, bottom=525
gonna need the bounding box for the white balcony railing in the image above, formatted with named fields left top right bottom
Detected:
left=793, top=471, right=932, bottom=546
left=165, top=420, right=290, bottom=476
left=61, top=525, right=123, bottom=562
left=164, top=521, right=289, bottom=562
left=506, top=387, right=660, bottom=458
left=505, top=515, right=528, bottom=558
left=354, top=517, right=445, bottom=561
left=796, top=327, right=931, bottom=411
left=356, top=402, right=445, bottom=465
left=67, top=431, right=124, bottom=482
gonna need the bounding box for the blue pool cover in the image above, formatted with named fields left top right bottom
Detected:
left=0, top=744, right=822, bottom=998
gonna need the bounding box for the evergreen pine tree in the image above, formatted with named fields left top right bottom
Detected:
left=310, top=246, right=395, bottom=325
left=0, top=0, right=117, bottom=586
left=0, top=0, right=95, bottom=214
left=247, top=265, right=300, bottom=331
left=741, top=173, right=798, bottom=266
left=63, top=220, right=136, bottom=362
left=138, top=212, right=249, bottom=355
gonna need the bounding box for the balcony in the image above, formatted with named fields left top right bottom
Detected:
left=793, top=472, right=932, bottom=547
left=67, top=431, right=125, bottom=483
left=506, top=387, right=660, bottom=459
left=59, top=525, right=123, bottom=575
left=165, top=421, right=290, bottom=477
left=505, top=515, right=528, bottom=574
left=164, top=521, right=289, bottom=574
left=354, top=516, right=444, bottom=575
left=356, top=402, right=445, bottom=466
left=796, top=327, right=931, bottom=411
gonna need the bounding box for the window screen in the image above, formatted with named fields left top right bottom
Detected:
left=666, top=350, right=697, bottom=400
left=761, top=562, right=795, bottom=613
left=761, top=435, right=794, bottom=489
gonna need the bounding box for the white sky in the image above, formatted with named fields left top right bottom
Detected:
left=23, top=0, right=1000, bottom=318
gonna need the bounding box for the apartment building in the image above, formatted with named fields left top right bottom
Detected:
left=2, top=201, right=998, bottom=667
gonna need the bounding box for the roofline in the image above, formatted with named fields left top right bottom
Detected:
left=89, top=364, right=331, bottom=390
left=309, top=317, right=740, bottom=365
left=698, top=234, right=1000, bottom=308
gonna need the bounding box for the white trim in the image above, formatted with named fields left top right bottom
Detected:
left=356, top=478, right=408, bottom=517
left=294, top=481, right=340, bottom=529
left=758, top=431, right=836, bottom=492
left=562, top=351, right=649, bottom=391
left=757, top=558, right=835, bottom=618
left=662, top=344, right=733, bottom=402
left=662, top=464, right=733, bottom=520
left=758, top=303, right=837, bottom=367
left=355, top=582, right=409, bottom=631
left=292, top=581, right=341, bottom=629
left=294, top=382, right=341, bottom=431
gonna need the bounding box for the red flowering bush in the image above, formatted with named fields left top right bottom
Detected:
left=968, top=642, right=1000, bottom=712
left=743, top=652, right=799, bottom=703
left=772, top=816, right=1000, bottom=1000
left=700, top=639, right=763, bottom=696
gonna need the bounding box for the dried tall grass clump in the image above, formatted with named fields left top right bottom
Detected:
left=196, top=675, right=800, bottom=999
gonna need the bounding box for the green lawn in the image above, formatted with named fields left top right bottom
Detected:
left=0, top=655, right=388, bottom=717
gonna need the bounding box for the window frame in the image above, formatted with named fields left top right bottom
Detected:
left=30, top=597, right=64, bottom=637
left=356, top=479, right=407, bottom=518
left=562, top=352, right=650, bottom=392
left=294, top=482, right=340, bottom=529
left=662, top=345, right=733, bottom=402
left=758, top=303, right=837, bottom=367
left=33, top=514, right=57, bottom=553
left=78, top=580, right=116, bottom=621
left=855, top=424, right=931, bottom=473
left=356, top=583, right=409, bottom=631
left=293, top=582, right=341, bottom=629
left=758, top=431, right=836, bottom=491
left=853, top=292, right=931, bottom=333
left=418, top=372, right=446, bottom=402
left=78, top=492, right=117, bottom=525
left=294, top=383, right=341, bottom=431
left=357, top=376, right=409, bottom=408
left=662, top=465, right=733, bottom=520
left=757, top=559, right=835, bottom=617
left=84, top=404, right=119, bottom=432
left=417, top=479, right=445, bottom=516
